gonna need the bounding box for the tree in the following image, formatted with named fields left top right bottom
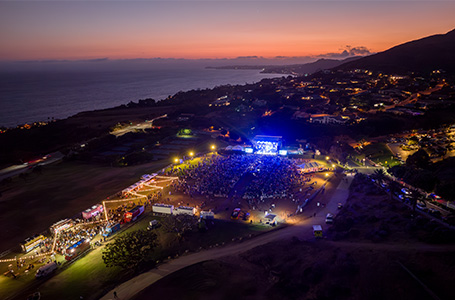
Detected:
left=407, top=136, right=419, bottom=146
left=372, top=169, right=386, bottom=184
left=102, top=229, right=157, bottom=270
left=406, top=148, right=430, bottom=169
left=161, top=214, right=198, bottom=238
left=410, top=190, right=419, bottom=213
left=389, top=180, right=400, bottom=201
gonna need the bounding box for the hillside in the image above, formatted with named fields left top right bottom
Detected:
left=261, top=57, right=361, bottom=75
left=207, top=57, right=361, bottom=75
left=338, top=28, right=455, bottom=74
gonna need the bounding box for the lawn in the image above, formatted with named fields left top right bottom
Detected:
left=360, top=143, right=401, bottom=167
left=0, top=273, right=30, bottom=300
left=38, top=246, right=124, bottom=300
left=0, top=159, right=171, bottom=252
left=16, top=213, right=269, bottom=300
left=178, top=220, right=268, bottom=252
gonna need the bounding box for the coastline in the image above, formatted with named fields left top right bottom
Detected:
left=0, top=68, right=283, bottom=129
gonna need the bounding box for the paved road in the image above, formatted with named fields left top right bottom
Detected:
left=100, top=175, right=354, bottom=300
left=0, top=152, right=64, bottom=182
left=111, top=115, right=167, bottom=137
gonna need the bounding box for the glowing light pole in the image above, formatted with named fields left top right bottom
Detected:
left=103, top=201, right=109, bottom=221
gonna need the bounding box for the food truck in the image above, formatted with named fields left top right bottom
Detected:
left=20, top=235, right=45, bottom=253
left=65, top=238, right=90, bottom=261
left=123, top=205, right=145, bottom=223
left=82, top=204, right=104, bottom=219
left=102, top=222, right=121, bottom=237
left=50, top=219, right=74, bottom=235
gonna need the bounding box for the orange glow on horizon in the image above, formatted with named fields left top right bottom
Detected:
left=0, top=1, right=454, bottom=61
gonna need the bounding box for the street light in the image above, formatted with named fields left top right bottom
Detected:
left=189, top=151, right=194, bottom=157
left=174, top=158, right=179, bottom=163
left=211, top=144, right=216, bottom=151
left=325, top=156, right=329, bottom=160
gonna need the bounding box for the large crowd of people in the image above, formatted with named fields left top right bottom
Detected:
left=171, top=154, right=316, bottom=210
left=53, top=222, right=103, bottom=255
left=172, top=155, right=256, bottom=197
left=243, top=156, right=298, bottom=199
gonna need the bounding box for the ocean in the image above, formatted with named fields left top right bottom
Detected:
left=0, top=65, right=281, bottom=128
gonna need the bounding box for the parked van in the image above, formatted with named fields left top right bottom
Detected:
left=35, top=262, right=57, bottom=278
left=313, top=225, right=323, bottom=238
left=147, top=220, right=160, bottom=230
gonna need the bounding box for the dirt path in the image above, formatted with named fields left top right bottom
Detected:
left=100, top=174, right=355, bottom=300
left=100, top=225, right=307, bottom=300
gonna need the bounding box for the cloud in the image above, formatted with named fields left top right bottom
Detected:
left=347, top=46, right=371, bottom=56
left=235, top=56, right=262, bottom=59
left=317, top=45, right=373, bottom=59
left=14, top=58, right=110, bottom=64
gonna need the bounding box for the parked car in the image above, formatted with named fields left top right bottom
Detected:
left=147, top=220, right=160, bottom=230
left=325, top=213, right=334, bottom=224
left=231, top=208, right=241, bottom=220
left=401, top=188, right=411, bottom=195
left=428, top=208, right=442, bottom=218
left=416, top=203, right=428, bottom=212
left=429, top=193, right=442, bottom=201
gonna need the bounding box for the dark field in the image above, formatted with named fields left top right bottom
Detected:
left=134, top=241, right=455, bottom=300
left=0, top=159, right=170, bottom=252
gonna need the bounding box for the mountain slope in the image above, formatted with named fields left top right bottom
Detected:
left=207, top=56, right=361, bottom=75
left=261, top=56, right=361, bottom=75
left=338, top=29, right=455, bottom=73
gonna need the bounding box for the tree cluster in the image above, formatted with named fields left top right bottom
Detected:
left=102, top=229, right=158, bottom=270
left=160, top=214, right=198, bottom=238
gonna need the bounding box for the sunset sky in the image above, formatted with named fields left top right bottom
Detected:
left=1, top=0, right=454, bottom=61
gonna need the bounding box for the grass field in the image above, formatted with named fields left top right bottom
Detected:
left=37, top=246, right=124, bottom=300
left=0, top=274, right=28, bottom=300
left=5, top=212, right=269, bottom=300
left=360, top=143, right=401, bottom=167
left=0, top=159, right=172, bottom=252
